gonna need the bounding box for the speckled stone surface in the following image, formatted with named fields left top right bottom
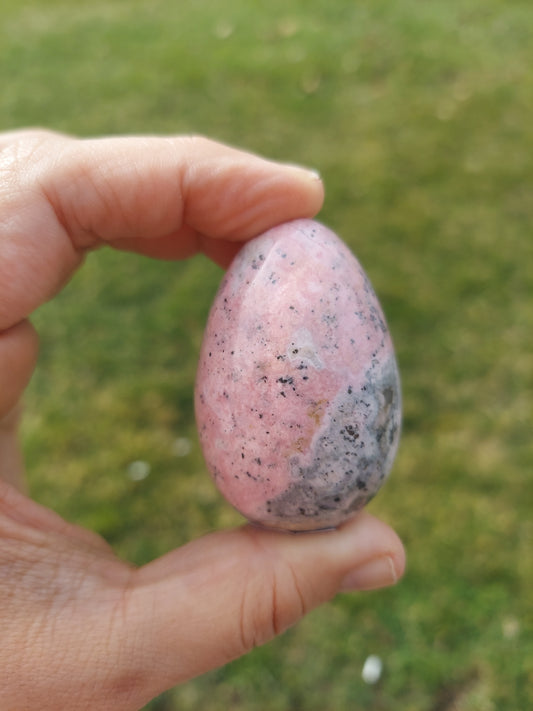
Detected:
left=195, top=219, right=401, bottom=531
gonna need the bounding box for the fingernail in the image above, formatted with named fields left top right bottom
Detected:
left=307, top=169, right=322, bottom=181
left=339, top=555, right=398, bottom=592
left=287, top=163, right=322, bottom=182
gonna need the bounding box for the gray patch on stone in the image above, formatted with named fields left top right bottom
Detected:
left=265, top=352, right=401, bottom=530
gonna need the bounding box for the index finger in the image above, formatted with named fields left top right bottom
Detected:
left=0, top=131, right=323, bottom=329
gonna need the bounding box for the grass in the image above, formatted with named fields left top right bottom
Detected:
left=1, top=0, right=532, bottom=708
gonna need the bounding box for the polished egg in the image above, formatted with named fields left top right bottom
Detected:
left=195, top=219, right=401, bottom=531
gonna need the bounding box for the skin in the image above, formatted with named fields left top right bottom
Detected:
left=0, top=130, right=405, bottom=711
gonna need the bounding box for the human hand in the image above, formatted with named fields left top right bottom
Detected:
left=0, top=130, right=405, bottom=710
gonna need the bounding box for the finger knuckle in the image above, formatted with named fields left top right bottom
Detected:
left=237, top=560, right=308, bottom=654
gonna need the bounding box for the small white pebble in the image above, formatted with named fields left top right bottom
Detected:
left=127, top=460, right=151, bottom=481
left=362, top=655, right=383, bottom=685
left=173, top=437, right=192, bottom=457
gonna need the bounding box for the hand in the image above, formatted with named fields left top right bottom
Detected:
left=0, top=130, right=405, bottom=710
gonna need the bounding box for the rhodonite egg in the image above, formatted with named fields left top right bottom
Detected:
left=195, top=219, right=401, bottom=532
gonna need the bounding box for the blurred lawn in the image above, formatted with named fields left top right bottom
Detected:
left=1, top=0, right=532, bottom=709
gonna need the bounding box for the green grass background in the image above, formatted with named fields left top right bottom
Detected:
left=1, top=0, right=532, bottom=708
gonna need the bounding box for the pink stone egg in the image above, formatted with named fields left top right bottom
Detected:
left=195, top=219, right=401, bottom=532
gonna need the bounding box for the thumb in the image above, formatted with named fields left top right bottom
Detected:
left=123, top=512, right=405, bottom=702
